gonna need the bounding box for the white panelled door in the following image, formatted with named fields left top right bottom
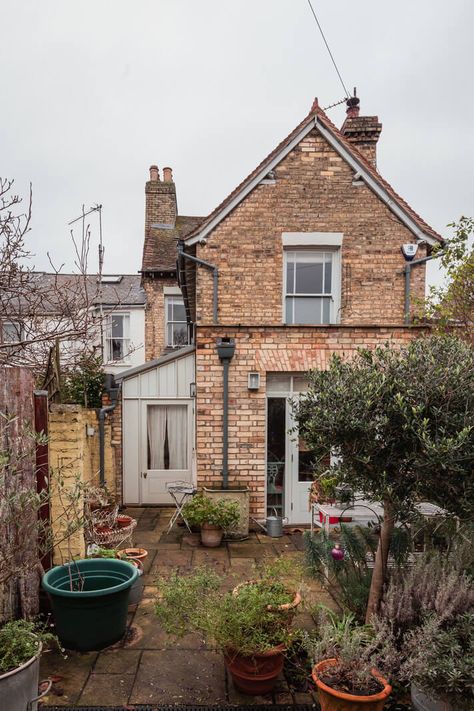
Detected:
left=140, top=399, right=193, bottom=504
left=287, top=403, right=313, bottom=525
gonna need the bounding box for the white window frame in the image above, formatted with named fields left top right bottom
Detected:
left=105, top=312, right=131, bottom=363
left=283, top=248, right=341, bottom=325
left=165, top=296, right=189, bottom=348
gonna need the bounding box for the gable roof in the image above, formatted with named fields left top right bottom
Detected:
left=141, top=215, right=203, bottom=273
left=183, top=101, right=444, bottom=247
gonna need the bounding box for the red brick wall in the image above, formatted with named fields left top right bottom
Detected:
left=195, top=325, right=428, bottom=517
left=194, top=128, right=427, bottom=326
left=143, top=276, right=178, bottom=360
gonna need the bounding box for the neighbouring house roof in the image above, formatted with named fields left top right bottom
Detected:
left=5, top=273, right=146, bottom=316
left=115, top=344, right=196, bottom=381
left=183, top=101, right=444, bottom=247
left=141, top=215, right=203, bottom=273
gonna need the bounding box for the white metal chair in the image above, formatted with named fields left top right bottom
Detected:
left=166, top=480, right=197, bottom=533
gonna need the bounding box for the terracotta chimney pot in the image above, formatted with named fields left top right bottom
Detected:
left=163, top=167, right=173, bottom=183
left=149, top=165, right=160, bottom=181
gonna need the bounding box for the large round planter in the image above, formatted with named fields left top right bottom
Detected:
left=411, top=683, right=453, bottom=711
left=0, top=643, right=47, bottom=711
left=42, top=558, right=138, bottom=651
left=224, top=644, right=285, bottom=695
left=201, top=523, right=224, bottom=548
left=312, top=658, right=392, bottom=711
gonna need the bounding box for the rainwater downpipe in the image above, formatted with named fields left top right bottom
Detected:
left=404, top=252, right=443, bottom=325
left=216, top=338, right=236, bottom=489
left=99, top=376, right=118, bottom=487
left=177, top=242, right=218, bottom=324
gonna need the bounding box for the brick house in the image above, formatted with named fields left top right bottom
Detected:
left=118, top=96, right=444, bottom=523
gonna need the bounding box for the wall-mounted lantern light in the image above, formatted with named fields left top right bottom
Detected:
left=248, top=372, right=260, bottom=390
left=190, top=382, right=197, bottom=398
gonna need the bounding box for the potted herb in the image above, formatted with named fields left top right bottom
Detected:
left=306, top=608, right=392, bottom=711
left=0, top=619, right=59, bottom=711
left=155, top=567, right=298, bottom=694
left=181, top=493, right=240, bottom=547
left=374, top=551, right=474, bottom=711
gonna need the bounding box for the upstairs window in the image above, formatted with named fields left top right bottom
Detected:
left=106, top=313, right=130, bottom=362
left=285, top=250, right=339, bottom=324
left=166, top=296, right=189, bottom=348
left=1, top=320, right=24, bottom=344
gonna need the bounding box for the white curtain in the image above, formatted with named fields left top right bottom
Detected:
left=147, top=406, right=167, bottom=469
left=167, top=405, right=187, bottom=470
left=147, top=404, right=187, bottom=470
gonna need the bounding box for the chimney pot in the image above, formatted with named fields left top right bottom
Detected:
left=149, top=165, right=160, bottom=181
left=346, top=95, right=360, bottom=119
left=163, top=167, right=173, bottom=182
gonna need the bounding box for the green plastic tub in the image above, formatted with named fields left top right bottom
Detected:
left=42, top=558, right=138, bottom=651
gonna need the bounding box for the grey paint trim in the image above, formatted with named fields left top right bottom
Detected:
left=184, top=121, right=316, bottom=245
left=314, top=117, right=439, bottom=247
left=115, top=345, right=196, bottom=381
left=185, top=115, right=440, bottom=248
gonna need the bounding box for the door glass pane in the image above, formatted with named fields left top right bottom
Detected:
left=266, top=398, right=286, bottom=517
left=266, top=374, right=292, bottom=393
left=298, top=436, right=314, bottom=482
left=147, top=404, right=188, bottom=470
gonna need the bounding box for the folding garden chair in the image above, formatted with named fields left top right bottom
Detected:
left=166, top=480, right=197, bottom=533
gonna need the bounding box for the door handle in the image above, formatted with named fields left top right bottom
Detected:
left=142, top=472, right=147, bottom=479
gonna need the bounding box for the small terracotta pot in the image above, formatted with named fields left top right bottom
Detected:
left=120, top=547, right=148, bottom=561
left=232, top=580, right=301, bottom=613
left=200, top=523, right=224, bottom=548
left=224, top=644, right=285, bottom=695
left=94, top=524, right=113, bottom=534
left=116, top=515, right=133, bottom=529
left=312, top=658, right=392, bottom=711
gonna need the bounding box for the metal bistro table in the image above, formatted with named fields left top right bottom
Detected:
left=166, top=480, right=197, bottom=533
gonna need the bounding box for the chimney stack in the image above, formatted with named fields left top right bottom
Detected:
left=145, top=163, right=177, bottom=232
left=341, top=89, right=382, bottom=169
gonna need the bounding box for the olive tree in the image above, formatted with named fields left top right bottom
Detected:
left=294, top=335, right=474, bottom=622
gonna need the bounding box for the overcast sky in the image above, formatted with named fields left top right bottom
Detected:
left=2, top=0, right=473, bottom=287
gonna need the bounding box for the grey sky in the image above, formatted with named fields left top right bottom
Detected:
left=2, top=0, right=473, bottom=288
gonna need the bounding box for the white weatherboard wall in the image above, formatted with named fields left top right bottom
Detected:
left=121, top=351, right=195, bottom=504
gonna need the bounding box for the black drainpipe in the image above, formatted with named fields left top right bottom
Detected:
left=99, top=374, right=119, bottom=487
left=216, top=338, right=235, bottom=489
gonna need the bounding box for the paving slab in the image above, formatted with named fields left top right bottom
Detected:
left=93, top=648, right=141, bottom=674
left=151, top=549, right=193, bottom=569
left=39, top=650, right=97, bottom=706
left=228, top=542, right=278, bottom=558
left=129, top=649, right=227, bottom=705
left=127, top=599, right=208, bottom=651
left=79, top=672, right=135, bottom=705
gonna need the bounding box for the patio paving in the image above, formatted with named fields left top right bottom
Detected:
left=40, top=507, right=329, bottom=708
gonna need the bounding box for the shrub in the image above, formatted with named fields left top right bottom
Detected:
left=181, top=494, right=240, bottom=530
left=0, top=619, right=60, bottom=674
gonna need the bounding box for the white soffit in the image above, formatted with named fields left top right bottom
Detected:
left=282, top=232, right=343, bottom=247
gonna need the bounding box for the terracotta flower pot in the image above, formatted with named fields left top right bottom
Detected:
left=232, top=580, right=301, bottom=613
left=200, top=523, right=224, bottom=548
left=116, top=515, right=133, bottom=529
left=224, top=644, right=285, bottom=695
left=312, top=658, right=392, bottom=711
left=119, top=547, right=148, bottom=561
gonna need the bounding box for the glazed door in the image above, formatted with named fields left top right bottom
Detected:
left=141, top=400, right=193, bottom=504
left=287, top=402, right=313, bottom=524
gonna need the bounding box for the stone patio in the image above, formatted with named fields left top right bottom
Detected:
left=40, top=507, right=329, bottom=708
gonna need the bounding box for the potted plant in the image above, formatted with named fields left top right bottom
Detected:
left=155, top=566, right=298, bottom=694
left=42, top=557, right=138, bottom=651
left=0, top=619, right=59, bottom=711
left=181, top=493, right=240, bottom=547
left=374, top=550, right=474, bottom=711
left=306, top=608, right=392, bottom=711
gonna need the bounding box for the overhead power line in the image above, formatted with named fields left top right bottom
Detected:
left=306, top=0, right=350, bottom=100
